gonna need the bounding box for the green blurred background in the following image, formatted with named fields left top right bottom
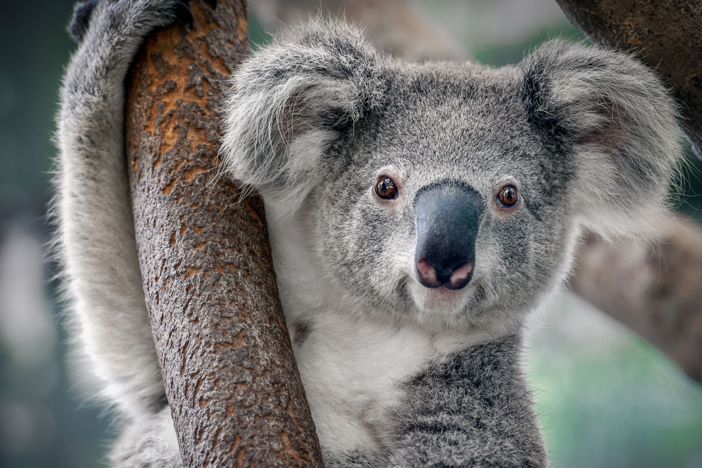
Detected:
left=0, top=1, right=700, bottom=467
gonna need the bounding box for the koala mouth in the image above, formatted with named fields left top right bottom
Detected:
left=407, top=277, right=473, bottom=314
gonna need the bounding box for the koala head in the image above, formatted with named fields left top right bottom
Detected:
left=221, top=20, right=682, bottom=333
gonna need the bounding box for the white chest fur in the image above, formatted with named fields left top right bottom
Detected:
left=294, top=312, right=487, bottom=454
left=264, top=202, right=487, bottom=455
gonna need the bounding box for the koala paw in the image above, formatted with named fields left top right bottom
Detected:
left=68, top=0, right=198, bottom=45
left=68, top=0, right=99, bottom=43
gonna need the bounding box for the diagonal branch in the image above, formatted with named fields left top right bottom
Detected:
left=571, top=218, right=702, bottom=382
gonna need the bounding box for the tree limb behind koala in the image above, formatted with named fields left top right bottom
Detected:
left=125, top=0, right=323, bottom=465
left=250, top=0, right=470, bottom=62
left=571, top=218, right=702, bottom=382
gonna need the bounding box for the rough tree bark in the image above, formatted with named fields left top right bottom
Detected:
left=554, top=0, right=702, bottom=382
left=124, top=0, right=323, bottom=466
left=251, top=0, right=702, bottom=382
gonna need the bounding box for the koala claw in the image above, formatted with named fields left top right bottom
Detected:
left=69, top=0, right=199, bottom=44
left=68, top=0, right=99, bottom=44
left=171, top=0, right=194, bottom=28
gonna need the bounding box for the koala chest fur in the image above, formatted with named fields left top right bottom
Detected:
left=265, top=201, right=490, bottom=453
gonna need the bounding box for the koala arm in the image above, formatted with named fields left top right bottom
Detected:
left=321, top=334, right=547, bottom=468
left=54, top=0, right=191, bottom=427
left=386, top=333, right=547, bottom=468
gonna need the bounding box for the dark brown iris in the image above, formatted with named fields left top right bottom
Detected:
left=375, top=176, right=398, bottom=200
left=498, top=185, right=518, bottom=207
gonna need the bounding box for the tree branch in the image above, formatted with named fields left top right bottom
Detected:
left=124, top=0, right=323, bottom=465
left=250, top=0, right=470, bottom=61
left=571, top=217, right=702, bottom=382
left=554, top=0, right=702, bottom=157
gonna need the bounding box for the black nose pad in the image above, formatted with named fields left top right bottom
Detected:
left=414, top=185, right=482, bottom=290
left=416, top=257, right=474, bottom=290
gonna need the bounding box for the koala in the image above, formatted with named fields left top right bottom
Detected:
left=55, top=0, right=683, bottom=466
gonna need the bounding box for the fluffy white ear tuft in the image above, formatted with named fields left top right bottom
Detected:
left=220, top=18, right=387, bottom=210
left=521, top=40, right=684, bottom=237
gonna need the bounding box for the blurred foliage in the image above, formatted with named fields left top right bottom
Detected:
left=0, top=1, right=75, bottom=218
left=533, top=338, right=702, bottom=467
left=248, top=10, right=272, bottom=50
left=0, top=1, right=699, bottom=468
left=472, top=19, right=585, bottom=66
left=529, top=295, right=702, bottom=468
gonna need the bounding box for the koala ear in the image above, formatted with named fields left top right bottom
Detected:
left=220, top=19, right=386, bottom=207
left=521, top=40, right=683, bottom=236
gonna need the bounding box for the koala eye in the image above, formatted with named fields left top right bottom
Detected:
left=497, top=185, right=519, bottom=208
left=375, top=176, right=398, bottom=200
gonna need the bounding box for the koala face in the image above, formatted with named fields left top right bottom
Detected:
left=310, top=65, right=576, bottom=331
left=222, top=20, right=681, bottom=333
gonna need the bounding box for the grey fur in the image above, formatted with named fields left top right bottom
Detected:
left=55, top=2, right=684, bottom=466
left=387, top=335, right=546, bottom=468
left=54, top=0, right=188, bottom=459
left=109, top=407, right=183, bottom=468
left=324, top=335, right=545, bottom=468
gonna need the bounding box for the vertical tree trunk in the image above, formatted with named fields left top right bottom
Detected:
left=124, top=0, right=323, bottom=466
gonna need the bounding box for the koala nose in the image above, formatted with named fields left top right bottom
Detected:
left=414, top=185, right=482, bottom=290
